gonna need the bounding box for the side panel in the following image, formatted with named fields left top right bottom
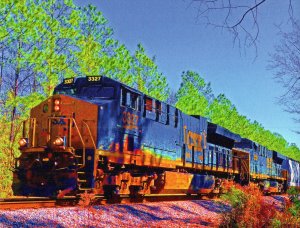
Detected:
left=98, top=100, right=182, bottom=168
left=182, top=114, right=207, bottom=166
left=137, top=105, right=182, bottom=168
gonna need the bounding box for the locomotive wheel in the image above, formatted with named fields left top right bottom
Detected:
left=129, top=186, right=144, bottom=198
left=103, top=186, right=120, bottom=199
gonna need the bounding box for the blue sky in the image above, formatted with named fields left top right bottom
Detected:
left=74, top=0, right=300, bottom=146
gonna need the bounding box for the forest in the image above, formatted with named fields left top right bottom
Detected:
left=0, top=0, right=299, bottom=197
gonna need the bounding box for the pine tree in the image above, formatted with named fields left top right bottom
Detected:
left=176, top=71, right=212, bottom=116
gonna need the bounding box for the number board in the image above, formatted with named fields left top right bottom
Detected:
left=86, top=76, right=101, bottom=82
left=63, top=78, right=74, bottom=85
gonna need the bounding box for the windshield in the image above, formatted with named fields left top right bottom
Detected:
left=79, top=86, right=115, bottom=99
left=54, top=88, right=76, bottom=95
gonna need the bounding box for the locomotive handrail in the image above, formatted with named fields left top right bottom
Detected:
left=82, top=120, right=96, bottom=150
left=23, top=118, right=37, bottom=147
left=47, top=117, right=86, bottom=169
left=68, top=118, right=86, bottom=169
left=31, top=118, right=36, bottom=147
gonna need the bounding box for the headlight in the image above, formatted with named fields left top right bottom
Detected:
left=19, top=138, right=28, bottom=147
left=53, top=99, right=61, bottom=112
left=54, top=105, right=60, bottom=111
left=53, top=137, right=64, bottom=146
left=54, top=99, right=60, bottom=105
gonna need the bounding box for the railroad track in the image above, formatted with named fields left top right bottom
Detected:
left=79, top=193, right=216, bottom=206
left=0, top=196, right=79, bottom=210
left=0, top=194, right=215, bottom=210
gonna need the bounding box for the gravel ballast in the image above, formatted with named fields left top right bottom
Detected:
left=0, top=195, right=289, bottom=227
left=0, top=200, right=231, bottom=227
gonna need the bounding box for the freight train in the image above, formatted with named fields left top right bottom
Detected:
left=12, top=76, right=300, bottom=198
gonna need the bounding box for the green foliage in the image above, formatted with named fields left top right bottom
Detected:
left=287, top=186, right=299, bottom=197
left=175, top=71, right=211, bottom=116
left=105, top=44, right=134, bottom=85
left=132, top=44, right=170, bottom=101
left=208, top=94, right=235, bottom=128
left=221, top=186, right=247, bottom=210
left=271, top=219, right=281, bottom=228
left=289, top=201, right=300, bottom=217
left=0, top=116, right=16, bottom=198
left=287, top=187, right=300, bottom=217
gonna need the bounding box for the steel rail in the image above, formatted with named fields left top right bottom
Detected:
left=0, top=193, right=218, bottom=210
left=82, top=193, right=217, bottom=206
left=0, top=197, right=79, bottom=210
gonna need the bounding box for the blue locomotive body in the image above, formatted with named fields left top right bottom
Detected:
left=12, top=75, right=300, bottom=197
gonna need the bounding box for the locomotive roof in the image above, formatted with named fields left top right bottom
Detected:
left=236, top=138, right=285, bottom=158
left=55, top=76, right=121, bottom=90
left=55, top=75, right=161, bottom=99
left=207, top=122, right=241, bottom=148
left=208, top=123, right=241, bottom=142
left=272, top=150, right=286, bottom=162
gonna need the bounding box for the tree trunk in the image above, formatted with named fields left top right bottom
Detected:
left=0, top=49, right=4, bottom=92
left=9, top=41, right=21, bottom=161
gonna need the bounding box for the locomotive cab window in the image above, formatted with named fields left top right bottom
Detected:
left=121, top=88, right=141, bottom=111
left=174, top=108, right=179, bottom=127
left=155, top=100, right=162, bottom=120
left=166, top=105, right=170, bottom=124
left=253, top=143, right=257, bottom=151
left=80, top=85, right=114, bottom=98
left=101, top=87, right=115, bottom=98
left=131, top=93, right=141, bottom=111
left=145, top=97, right=153, bottom=112
left=155, top=101, right=162, bottom=114
left=54, top=88, right=76, bottom=95
left=121, top=88, right=126, bottom=106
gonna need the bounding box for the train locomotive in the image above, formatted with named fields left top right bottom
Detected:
left=12, top=76, right=300, bottom=197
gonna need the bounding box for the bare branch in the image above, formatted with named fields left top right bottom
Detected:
left=189, top=0, right=298, bottom=58
left=269, top=19, right=300, bottom=129
left=231, top=0, right=266, bottom=28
